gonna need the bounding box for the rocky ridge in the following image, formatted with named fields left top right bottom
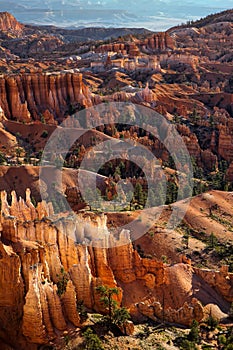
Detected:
left=0, top=12, right=24, bottom=36
left=1, top=189, right=233, bottom=348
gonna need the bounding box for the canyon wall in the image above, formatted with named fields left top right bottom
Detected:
left=0, top=70, right=231, bottom=176
left=0, top=73, right=93, bottom=124
left=1, top=189, right=233, bottom=348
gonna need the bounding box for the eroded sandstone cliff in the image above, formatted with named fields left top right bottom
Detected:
left=0, top=189, right=232, bottom=348
left=0, top=12, right=24, bottom=36
left=0, top=73, right=92, bottom=124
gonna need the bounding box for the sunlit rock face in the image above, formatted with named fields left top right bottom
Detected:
left=2, top=189, right=233, bottom=348
left=0, top=73, right=92, bottom=124
left=0, top=12, right=24, bottom=35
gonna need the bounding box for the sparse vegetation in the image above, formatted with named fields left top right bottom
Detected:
left=205, top=313, right=219, bottom=331
left=41, top=130, right=48, bottom=138
left=56, top=268, right=69, bottom=296
left=95, top=285, right=130, bottom=330
left=76, top=300, right=88, bottom=322
left=188, top=320, right=200, bottom=343
left=83, top=328, right=104, bottom=350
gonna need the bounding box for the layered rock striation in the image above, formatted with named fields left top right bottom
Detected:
left=142, top=32, right=176, bottom=52
left=0, top=73, right=92, bottom=124
left=0, top=189, right=232, bottom=348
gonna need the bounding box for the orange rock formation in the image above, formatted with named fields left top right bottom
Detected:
left=1, top=189, right=232, bottom=348
left=0, top=12, right=24, bottom=35
left=0, top=73, right=92, bottom=123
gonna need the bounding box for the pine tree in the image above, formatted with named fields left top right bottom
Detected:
left=96, top=285, right=119, bottom=324
left=208, top=232, right=218, bottom=249
left=188, top=320, right=200, bottom=343
left=166, top=181, right=178, bottom=204
left=147, top=189, right=157, bottom=207
left=114, top=165, right=121, bottom=179
left=95, top=285, right=130, bottom=329
left=113, top=307, right=130, bottom=327
left=134, top=183, right=145, bottom=207
left=56, top=268, right=69, bottom=296
left=181, top=183, right=192, bottom=199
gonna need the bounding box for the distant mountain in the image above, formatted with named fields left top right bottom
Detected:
left=0, top=11, right=152, bottom=49
left=26, top=25, right=152, bottom=42
left=185, top=8, right=233, bottom=27
left=0, top=0, right=232, bottom=30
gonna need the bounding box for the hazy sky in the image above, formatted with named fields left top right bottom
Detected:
left=0, top=0, right=232, bottom=29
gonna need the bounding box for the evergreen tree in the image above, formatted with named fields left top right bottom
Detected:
left=56, top=268, right=69, bottom=296
left=113, top=307, right=130, bottom=327
left=166, top=181, right=178, bottom=204
left=134, top=183, right=145, bottom=207
left=208, top=232, right=218, bottom=249
left=147, top=189, right=157, bottom=207
left=96, top=285, right=119, bottom=324
left=95, top=285, right=130, bottom=329
left=206, top=312, right=219, bottom=330
left=84, top=188, right=95, bottom=210
left=114, top=165, right=121, bottom=179
left=181, top=183, right=192, bottom=199
left=188, top=320, right=200, bottom=343
left=167, top=154, right=175, bottom=169
left=147, top=185, right=165, bottom=207
left=190, top=104, right=200, bottom=124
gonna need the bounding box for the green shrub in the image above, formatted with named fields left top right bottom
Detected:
left=113, top=307, right=130, bottom=326
left=64, top=334, right=70, bottom=346
left=218, top=334, right=227, bottom=345
left=83, top=328, right=104, bottom=350
left=226, top=345, right=233, bottom=350
left=161, top=255, right=168, bottom=264
left=180, top=339, right=197, bottom=350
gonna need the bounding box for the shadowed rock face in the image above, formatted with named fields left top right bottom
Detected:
left=0, top=189, right=233, bottom=348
